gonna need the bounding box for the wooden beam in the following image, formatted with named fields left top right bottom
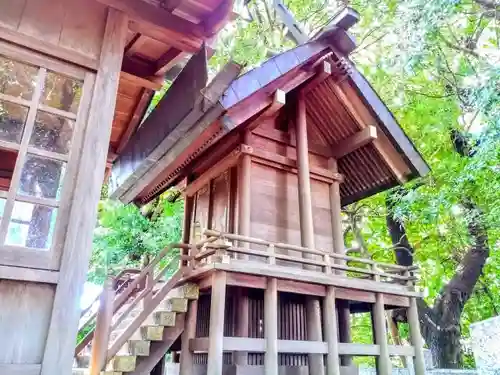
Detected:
left=125, top=34, right=148, bottom=56
left=242, top=90, right=286, bottom=133
left=302, top=61, right=332, bottom=94
left=264, top=278, right=278, bottom=374
left=212, top=262, right=422, bottom=298
left=203, top=0, right=234, bottom=36
left=116, top=88, right=153, bottom=155
left=0, top=264, right=59, bottom=284
left=408, top=297, right=425, bottom=375
left=324, top=286, right=341, bottom=375
left=155, top=48, right=187, bottom=76
left=41, top=9, right=128, bottom=375
left=160, top=0, right=183, bottom=11
left=331, top=126, right=377, bottom=159
left=184, top=146, right=244, bottom=197
left=120, top=71, right=162, bottom=91
left=207, top=272, right=227, bottom=375
left=331, top=81, right=410, bottom=182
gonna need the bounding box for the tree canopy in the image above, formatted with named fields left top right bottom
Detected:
left=90, top=0, right=499, bottom=368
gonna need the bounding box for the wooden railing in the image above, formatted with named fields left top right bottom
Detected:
left=192, top=229, right=418, bottom=287
left=75, top=236, right=217, bottom=374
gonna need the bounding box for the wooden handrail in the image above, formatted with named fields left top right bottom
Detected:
left=76, top=270, right=144, bottom=355
left=201, top=229, right=418, bottom=284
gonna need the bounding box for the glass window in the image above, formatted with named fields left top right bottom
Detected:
left=0, top=55, right=38, bottom=100
left=0, top=147, right=18, bottom=192
left=18, top=154, right=66, bottom=200
left=0, top=100, right=29, bottom=144
left=30, top=111, right=75, bottom=154
left=41, top=71, right=82, bottom=114
left=5, top=201, right=57, bottom=250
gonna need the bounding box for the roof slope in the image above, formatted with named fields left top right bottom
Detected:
left=110, top=21, right=429, bottom=205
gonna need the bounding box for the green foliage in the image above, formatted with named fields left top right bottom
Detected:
left=91, top=0, right=499, bottom=367
left=89, top=194, right=183, bottom=284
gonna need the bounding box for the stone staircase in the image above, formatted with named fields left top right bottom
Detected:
left=73, top=283, right=199, bottom=375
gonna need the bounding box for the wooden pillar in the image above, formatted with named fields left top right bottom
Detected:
left=41, top=9, right=128, bottom=375
left=89, top=279, right=115, bottom=375
left=324, top=286, right=341, bottom=375
left=372, top=293, right=392, bottom=375
left=296, top=93, right=325, bottom=375
left=179, top=299, right=198, bottom=375
left=207, top=271, right=227, bottom=375
left=234, top=130, right=251, bottom=365
left=408, top=297, right=425, bottom=375
left=264, top=278, right=278, bottom=375
left=329, top=158, right=353, bottom=366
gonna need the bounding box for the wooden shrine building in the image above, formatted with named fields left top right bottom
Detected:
left=0, top=0, right=233, bottom=375
left=105, top=8, right=431, bottom=375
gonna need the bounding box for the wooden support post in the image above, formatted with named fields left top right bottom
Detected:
left=234, top=288, right=249, bottom=365
left=89, top=279, right=115, bottom=375
left=264, top=278, right=278, bottom=375
left=408, top=297, right=425, bottom=375
left=41, top=9, right=128, bottom=375
left=296, top=92, right=325, bottom=375
left=235, top=130, right=251, bottom=365
left=324, top=286, right=341, bottom=375
left=372, top=293, right=392, bottom=375
left=179, top=299, right=198, bottom=375
left=207, top=271, right=227, bottom=375
left=337, top=302, right=353, bottom=366
left=329, top=158, right=353, bottom=366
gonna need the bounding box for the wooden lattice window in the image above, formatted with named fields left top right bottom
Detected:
left=0, top=41, right=93, bottom=269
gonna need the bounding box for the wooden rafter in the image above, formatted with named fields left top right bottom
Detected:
left=331, top=125, right=377, bottom=159
left=116, top=88, right=154, bottom=155
left=301, top=61, right=332, bottom=94
left=155, top=48, right=186, bottom=76
left=120, top=71, right=162, bottom=91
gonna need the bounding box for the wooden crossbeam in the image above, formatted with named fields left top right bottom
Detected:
left=331, top=125, right=377, bottom=158
left=301, top=61, right=332, bottom=94
left=244, top=89, right=286, bottom=132
left=155, top=48, right=186, bottom=76
left=116, top=88, right=154, bottom=155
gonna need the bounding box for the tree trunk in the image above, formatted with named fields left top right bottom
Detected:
left=386, top=163, right=489, bottom=368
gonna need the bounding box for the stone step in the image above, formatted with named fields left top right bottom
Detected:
left=106, top=355, right=137, bottom=372
left=140, top=325, right=164, bottom=341
left=168, top=283, right=199, bottom=300
left=117, top=339, right=150, bottom=356
left=159, top=297, right=188, bottom=313
left=77, top=355, right=136, bottom=373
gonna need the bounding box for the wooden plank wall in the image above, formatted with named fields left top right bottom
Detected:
left=0, top=0, right=107, bottom=68
left=0, top=280, right=55, bottom=364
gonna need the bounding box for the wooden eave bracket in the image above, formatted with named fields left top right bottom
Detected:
left=225, top=89, right=286, bottom=132
left=331, top=125, right=378, bottom=159
left=301, top=61, right=332, bottom=94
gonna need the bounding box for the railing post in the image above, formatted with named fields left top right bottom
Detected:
left=89, top=278, right=115, bottom=375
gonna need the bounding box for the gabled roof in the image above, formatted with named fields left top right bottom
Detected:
left=110, top=15, right=429, bottom=205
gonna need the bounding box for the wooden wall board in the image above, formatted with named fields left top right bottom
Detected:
left=211, top=171, right=230, bottom=232
left=0, top=0, right=106, bottom=69
left=0, top=280, right=55, bottom=364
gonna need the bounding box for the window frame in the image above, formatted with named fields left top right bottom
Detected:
left=0, top=40, right=95, bottom=270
